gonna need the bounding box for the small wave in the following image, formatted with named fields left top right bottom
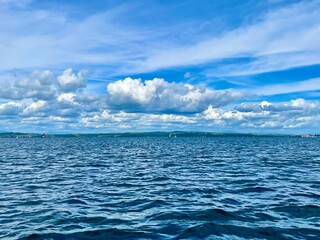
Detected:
left=175, top=222, right=289, bottom=240
left=271, top=204, right=320, bottom=218
left=115, top=199, right=171, bottom=213
left=89, top=163, right=109, bottom=168
left=146, top=176, right=171, bottom=182
left=23, top=228, right=159, bottom=240
left=46, top=177, right=65, bottom=183
left=148, top=208, right=242, bottom=222
left=24, top=184, right=47, bottom=190
left=147, top=211, right=189, bottom=221
left=221, top=198, right=241, bottom=205
left=60, top=198, right=88, bottom=205
left=291, top=192, right=320, bottom=199
left=192, top=208, right=243, bottom=221
left=253, top=212, right=280, bottom=221
left=138, top=199, right=170, bottom=211
left=237, top=186, right=275, bottom=193
left=21, top=200, right=44, bottom=206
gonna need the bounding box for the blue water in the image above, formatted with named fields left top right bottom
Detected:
left=0, top=137, right=319, bottom=240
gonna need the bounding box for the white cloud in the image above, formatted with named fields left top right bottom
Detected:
left=203, top=105, right=270, bottom=125
left=57, top=93, right=76, bottom=103
left=203, top=98, right=320, bottom=130
left=0, top=101, right=23, bottom=115
left=106, top=77, right=241, bottom=113
left=238, top=98, right=320, bottom=112
left=57, top=68, right=87, bottom=92
left=145, top=113, right=196, bottom=124
left=107, top=77, right=157, bottom=105
left=22, top=100, right=47, bottom=115
left=47, top=116, right=70, bottom=122
left=100, top=110, right=137, bottom=122
left=0, top=69, right=87, bottom=101
left=80, top=110, right=198, bottom=131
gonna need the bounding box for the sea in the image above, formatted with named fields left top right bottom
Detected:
left=0, top=136, right=319, bottom=240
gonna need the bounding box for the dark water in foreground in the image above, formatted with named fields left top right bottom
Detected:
left=0, top=137, right=319, bottom=240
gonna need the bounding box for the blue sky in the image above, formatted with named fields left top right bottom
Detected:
left=0, top=0, right=320, bottom=133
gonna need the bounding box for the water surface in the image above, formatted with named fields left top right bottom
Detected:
left=0, top=137, right=319, bottom=239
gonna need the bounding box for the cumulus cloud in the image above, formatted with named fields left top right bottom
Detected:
left=0, top=102, right=23, bottom=115
left=0, top=68, right=105, bottom=122
left=203, top=99, right=320, bottom=130
left=80, top=110, right=198, bottom=131
left=57, top=93, right=76, bottom=104
left=0, top=72, right=54, bottom=100
left=235, top=99, right=319, bottom=112
left=203, top=106, right=270, bottom=124
left=0, top=68, right=87, bottom=101
left=22, top=100, right=48, bottom=116
left=57, top=68, right=88, bottom=92
left=106, top=77, right=241, bottom=113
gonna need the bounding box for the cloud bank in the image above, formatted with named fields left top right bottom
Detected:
left=1, top=69, right=319, bottom=133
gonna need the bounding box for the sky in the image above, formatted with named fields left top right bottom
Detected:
left=1, top=0, right=320, bottom=134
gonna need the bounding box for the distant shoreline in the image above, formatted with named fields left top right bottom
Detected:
left=1, top=132, right=319, bottom=138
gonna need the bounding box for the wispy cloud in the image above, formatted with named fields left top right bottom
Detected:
left=0, top=2, right=153, bottom=70
left=0, top=0, right=33, bottom=7
left=206, top=51, right=320, bottom=77
left=248, top=78, right=320, bottom=96
left=1, top=0, right=319, bottom=78
left=132, top=0, right=320, bottom=74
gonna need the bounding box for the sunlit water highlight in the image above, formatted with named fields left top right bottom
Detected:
left=0, top=137, right=319, bottom=239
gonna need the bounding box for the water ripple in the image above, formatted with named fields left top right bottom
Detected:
left=0, top=137, right=319, bottom=239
